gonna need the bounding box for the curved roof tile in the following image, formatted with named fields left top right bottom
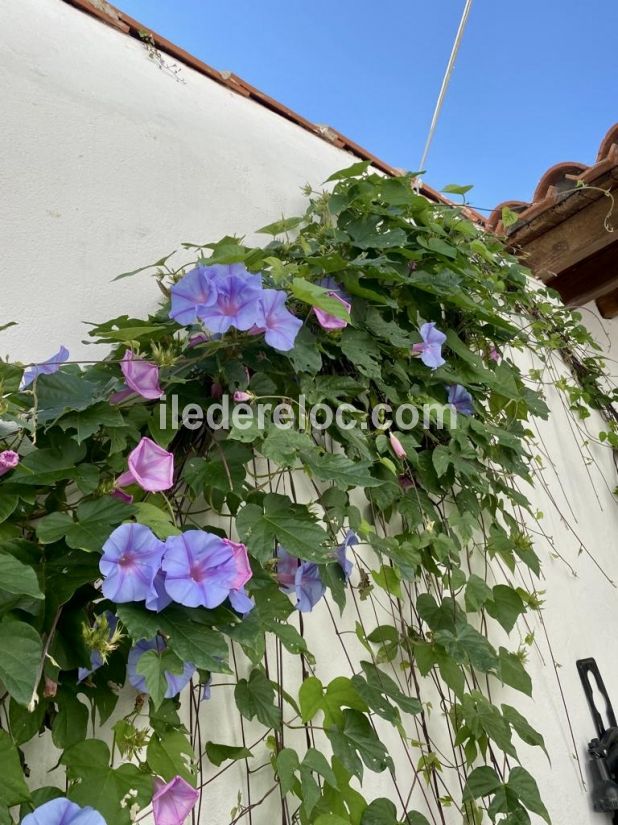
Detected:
left=531, top=161, right=587, bottom=202
left=492, top=123, right=618, bottom=237
left=596, top=123, right=618, bottom=162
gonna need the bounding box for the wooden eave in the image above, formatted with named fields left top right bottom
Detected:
left=488, top=125, right=618, bottom=318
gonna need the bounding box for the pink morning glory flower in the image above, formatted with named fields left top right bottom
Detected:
left=187, top=331, right=210, bottom=348
left=170, top=265, right=219, bottom=326
left=127, top=637, right=195, bottom=699
left=19, top=345, right=69, bottom=389
left=233, top=390, right=254, bottom=402
left=411, top=322, right=446, bottom=369
left=222, top=538, right=254, bottom=614
left=336, top=530, right=358, bottom=581
left=111, top=488, right=134, bottom=504
left=447, top=384, right=474, bottom=416
left=388, top=431, right=407, bottom=459
left=255, top=289, right=303, bottom=351
left=162, top=531, right=252, bottom=609
left=22, top=798, right=107, bottom=825
left=99, top=523, right=165, bottom=604
left=116, top=437, right=174, bottom=492
left=0, top=450, right=20, bottom=477
left=119, top=350, right=163, bottom=400
left=152, top=775, right=199, bottom=825
left=489, top=347, right=501, bottom=363
left=223, top=539, right=252, bottom=590
left=313, top=292, right=351, bottom=331
left=199, top=264, right=263, bottom=334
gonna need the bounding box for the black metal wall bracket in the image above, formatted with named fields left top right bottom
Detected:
left=577, top=658, right=618, bottom=821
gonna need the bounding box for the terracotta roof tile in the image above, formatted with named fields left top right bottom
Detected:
left=489, top=123, right=618, bottom=239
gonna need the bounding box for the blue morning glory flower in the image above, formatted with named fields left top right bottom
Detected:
left=99, top=523, right=165, bottom=604
left=22, top=798, right=107, bottom=825
left=411, top=322, right=446, bottom=369
left=199, top=264, right=263, bottom=333
left=295, top=562, right=326, bottom=612
left=127, top=637, right=195, bottom=698
left=447, top=384, right=474, bottom=416
left=317, top=277, right=350, bottom=302
left=169, top=265, right=218, bottom=325
left=161, top=531, right=252, bottom=609
left=229, top=586, right=255, bottom=615
left=256, top=289, right=302, bottom=351
left=145, top=569, right=173, bottom=613
left=20, top=345, right=69, bottom=389
left=277, top=546, right=326, bottom=612
left=336, top=530, right=358, bottom=581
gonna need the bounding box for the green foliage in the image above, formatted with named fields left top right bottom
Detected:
left=0, top=163, right=613, bottom=824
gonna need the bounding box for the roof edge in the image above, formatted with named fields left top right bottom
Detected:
left=61, top=0, right=472, bottom=214
left=60, top=0, right=487, bottom=223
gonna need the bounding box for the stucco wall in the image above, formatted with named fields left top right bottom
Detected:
left=0, top=0, right=362, bottom=363
left=2, top=2, right=618, bottom=824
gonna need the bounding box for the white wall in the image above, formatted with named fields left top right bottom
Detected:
left=0, top=0, right=358, bottom=362
left=2, top=2, right=618, bottom=824
left=583, top=301, right=618, bottom=379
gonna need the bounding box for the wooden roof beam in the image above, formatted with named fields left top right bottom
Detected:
left=596, top=286, right=618, bottom=319
left=519, top=191, right=617, bottom=281
left=545, top=237, right=618, bottom=306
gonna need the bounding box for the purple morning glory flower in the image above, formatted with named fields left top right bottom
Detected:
left=276, top=546, right=298, bottom=592
left=187, top=331, right=210, bottom=348
left=22, top=798, right=107, bottom=825
left=317, top=277, right=349, bottom=302
left=152, top=775, right=199, bottom=825
left=162, top=532, right=252, bottom=609
left=255, top=289, right=302, bottom=351
left=146, top=569, right=173, bottom=613
left=127, top=637, right=195, bottom=698
left=295, top=562, right=326, bottom=612
left=447, top=384, right=474, bottom=416
left=117, top=350, right=163, bottom=400
left=116, top=437, right=174, bottom=493
left=411, top=322, right=446, bottom=369
left=336, top=530, right=358, bottom=581
left=314, top=292, right=351, bottom=332
left=276, top=546, right=325, bottom=612
left=170, top=265, right=219, bottom=326
left=199, top=264, right=263, bottom=334
left=110, top=488, right=134, bottom=504
left=20, top=345, right=69, bottom=389
left=0, top=450, right=19, bottom=477
left=78, top=612, right=118, bottom=683
left=99, top=523, right=165, bottom=604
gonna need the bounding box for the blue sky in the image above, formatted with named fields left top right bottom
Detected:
left=117, top=0, right=617, bottom=213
